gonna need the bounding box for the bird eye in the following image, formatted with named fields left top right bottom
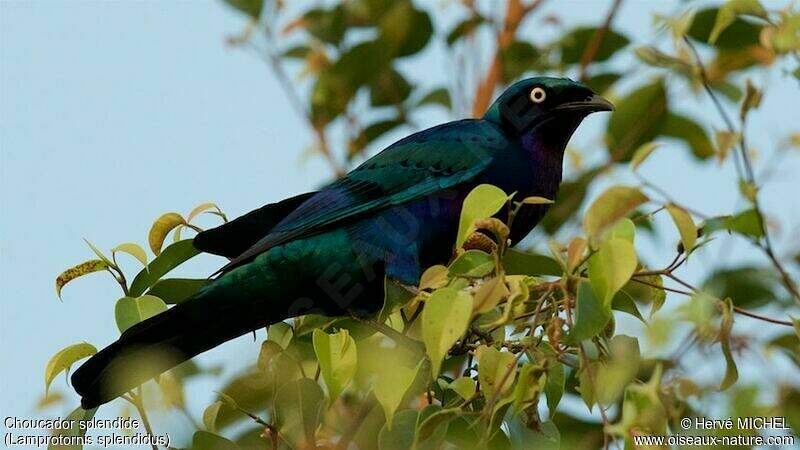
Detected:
left=529, top=87, right=546, bottom=103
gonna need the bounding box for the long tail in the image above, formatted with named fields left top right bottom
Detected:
left=72, top=286, right=280, bottom=409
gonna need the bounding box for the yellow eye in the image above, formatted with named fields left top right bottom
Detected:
left=529, top=87, right=546, bottom=103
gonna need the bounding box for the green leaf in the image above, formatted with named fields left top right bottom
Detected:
left=566, top=281, right=611, bottom=344
left=501, top=41, right=541, bottom=82
left=584, top=72, right=622, bottom=95
left=380, top=277, right=416, bottom=322
left=115, top=295, right=168, bottom=333
left=703, top=266, right=778, bottom=309
left=378, top=409, right=418, bottom=450
left=595, top=335, right=641, bottom=405
left=146, top=278, right=208, bottom=304
left=611, top=290, right=645, bottom=322
left=422, top=287, right=472, bottom=376
left=559, top=27, right=630, bottom=64
left=45, top=343, right=97, bottom=396
left=418, top=265, right=449, bottom=291
left=48, top=406, right=97, bottom=450
left=312, top=329, right=357, bottom=402
left=192, top=430, right=241, bottom=450
left=509, top=420, right=560, bottom=450
left=378, top=1, right=432, bottom=57
left=605, top=217, right=636, bottom=244
left=417, top=87, right=452, bottom=110
left=456, top=184, right=509, bottom=248
left=129, top=240, right=200, bottom=297
left=416, top=404, right=458, bottom=445
left=302, top=6, right=347, bottom=45
left=148, top=212, right=186, bottom=256
left=111, top=243, right=148, bottom=268
left=274, top=378, right=325, bottom=449
left=373, top=358, right=422, bottom=428
left=448, top=377, right=477, bottom=400
left=202, top=401, right=223, bottom=433
left=268, top=322, right=294, bottom=349
left=666, top=204, right=697, bottom=253
left=502, top=249, right=561, bottom=276
left=688, top=8, right=763, bottom=49
left=448, top=250, right=495, bottom=278
left=473, top=276, right=511, bottom=314
left=512, top=364, right=546, bottom=415
left=606, top=80, right=668, bottom=162
left=630, top=142, right=659, bottom=171
left=710, top=0, right=767, bottom=44
left=55, top=259, right=108, bottom=300
left=659, top=113, right=714, bottom=159
left=476, top=345, right=517, bottom=399
left=703, top=208, right=763, bottom=238
left=583, top=186, right=648, bottom=241
left=544, top=354, right=565, bottom=415
left=447, top=16, right=484, bottom=45
left=588, top=238, right=638, bottom=304
left=719, top=298, right=739, bottom=390
left=222, top=0, right=263, bottom=20
left=369, top=68, right=412, bottom=107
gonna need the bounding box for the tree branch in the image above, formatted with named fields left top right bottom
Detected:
left=578, top=0, right=624, bottom=82
left=470, top=0, right=545, bottom=117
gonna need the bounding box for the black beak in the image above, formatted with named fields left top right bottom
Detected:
left=553, top=94, right=615, bottom=113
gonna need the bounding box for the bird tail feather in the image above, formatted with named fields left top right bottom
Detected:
left=71, top=287, right=274, bottom=409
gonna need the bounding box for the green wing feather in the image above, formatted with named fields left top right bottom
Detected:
left=217, top=119, right=502, bottom=274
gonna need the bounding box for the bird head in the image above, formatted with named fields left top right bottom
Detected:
left=483, top=77, right=613, bottom=135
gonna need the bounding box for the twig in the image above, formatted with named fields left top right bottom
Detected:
left=684, top=37, right=800, bottom=303
left=125, top=389, right=158, bottom=450
left=578, top=0, right=624, bottom=82
left=470, top=0, right=546, bottom=117
left=238, top=24, right=345, bottom=177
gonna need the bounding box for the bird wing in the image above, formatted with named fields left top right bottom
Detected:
left=193, top=192, right=317, bottom=258
left=216, top=119, right=502, bottom=274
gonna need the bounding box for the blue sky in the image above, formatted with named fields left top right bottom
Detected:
left=2, top=0, right=799, bottom=445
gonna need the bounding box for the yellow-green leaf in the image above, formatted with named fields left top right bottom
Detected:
left=268, top=322, right=294, bottom=349
left=112, top=243, right=148, bottom=269
left=566, top=237, right=588, bottom=273
left=187, top=202, right=225, bottom=223
left=521, top=196, right=554, bottom=205
left=456, top=184, right=509, bottom=248
left=203, top=401, right=223, bottom=433
left=714, top=130, right=740, bottom=164
left=114, top=295, right=168, bottom=333
left=476, top=345, right=517, bottom=399
left=512, top=363, right=546, bottom=415
left=45, top=342, right=97, bottom=395
left=719, top=298, right=739, bottom=390
left=583, top=186, right=648, bottom=240
left=419, top=265, right=449, bottom=291
left=423, top=287, right=473, bottom=376
left=588, top=238, right=638, bottom=305
left=448, top=250, right=495, bottom=278
left=448, top=377, right=477, bottom=400
left=373, top=358, right=422, bottom=428
left=630, top=142, right=659, bottom=171
left=710, top=0, right=767, bottom=44
left=274, top=378, right=325, bottom=449
left=149, top=212, right=186, bottom=255
left=473, top=277, right=510, bottom=314
left=49, top=406, right=98, bottom=450
left=312, top=329, right=357, bottom=402
left=666, top=204, right=697, bottom=254
left=55, top=259, right=108, bottom=299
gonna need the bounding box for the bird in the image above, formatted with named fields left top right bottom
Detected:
left=71, top=77, right=613, bottom=409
